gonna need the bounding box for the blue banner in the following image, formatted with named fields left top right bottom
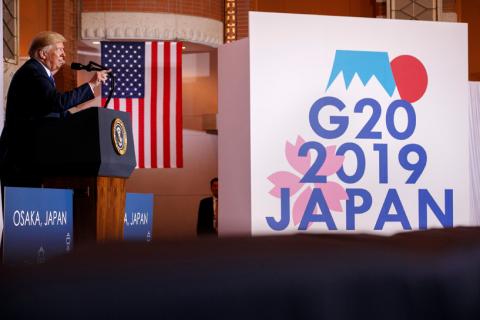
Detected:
left=3, top=187, right=73, bottom=265
left=124, top=193, right=153, bottom=242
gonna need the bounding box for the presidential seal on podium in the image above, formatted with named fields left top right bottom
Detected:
left=112, top=118, right=128, bottom=155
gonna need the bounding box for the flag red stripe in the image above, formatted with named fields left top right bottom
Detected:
left=101, top=97, right=106, bottom=108
left=138, top=98, right=145, bottom=168
left=114, top=99, right=120, bottom=111
left=126, top=98, right=132, bottom=116
left=150, top=42, right=158, bottom=168
left=176, top=43, right=183, bottom=168
left=163, top=42, right=171, bottom=168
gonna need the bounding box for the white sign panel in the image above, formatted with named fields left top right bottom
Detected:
left=249, top=13, right=469, bottom=235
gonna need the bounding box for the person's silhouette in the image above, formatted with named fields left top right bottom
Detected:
left=196, top=177, right=218, bottom=236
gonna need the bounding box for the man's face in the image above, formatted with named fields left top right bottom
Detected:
left=43, top=42, right=65, bottom=72
left=211, top=181, right=218, bottom=198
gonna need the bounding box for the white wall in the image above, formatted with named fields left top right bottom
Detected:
left=126, top=129, right=217, bottom=239
left=469, top=82, right=480, bottom=225
left=218, top=39, right=251, bottom=237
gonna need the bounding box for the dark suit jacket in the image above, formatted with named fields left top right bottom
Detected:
left=0, top=58, right=95, bottom=186
left=197, top=197, right=217, bottom=236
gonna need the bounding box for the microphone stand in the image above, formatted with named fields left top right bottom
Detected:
left=87, top=61, right=115, bottom=108
left=104, top=73, right=115, bottom=108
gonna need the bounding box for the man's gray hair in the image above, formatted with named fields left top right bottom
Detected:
left=28, top=31, right=66, bottom=58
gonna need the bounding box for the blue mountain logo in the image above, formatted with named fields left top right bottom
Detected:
left=326, top=50, right=397, bottom=96
left=326, top=50, right=428, bottom=103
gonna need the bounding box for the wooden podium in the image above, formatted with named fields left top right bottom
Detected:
left=33, top=108, right=136, bottom=243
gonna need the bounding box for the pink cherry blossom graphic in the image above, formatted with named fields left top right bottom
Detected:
left=267, top=136, right=348, bottom=229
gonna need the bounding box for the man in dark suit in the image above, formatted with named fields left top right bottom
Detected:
left=0, top=31, right=109, bottom=188
left=197, top=177, right=218, bottom=236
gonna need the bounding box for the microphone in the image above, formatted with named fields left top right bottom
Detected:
left=71, top=61, right=109, bottom=72
left=70, top=62, right=87, bottom=70
left=71, top=61, right=115, bottom=108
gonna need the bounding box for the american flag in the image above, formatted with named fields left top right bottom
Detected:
left=101, top=41, right=183, bottom=168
